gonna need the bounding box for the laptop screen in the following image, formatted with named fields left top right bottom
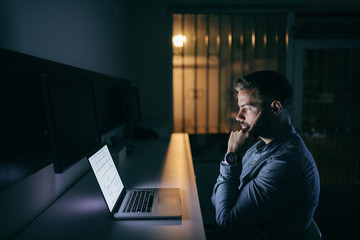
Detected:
left=88, top=145, right=124, bottom=212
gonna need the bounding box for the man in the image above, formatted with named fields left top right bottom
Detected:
left=211, top=70, right=321, bottom=240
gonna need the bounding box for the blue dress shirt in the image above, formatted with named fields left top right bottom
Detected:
left=211, top=126, right=320, bottom=240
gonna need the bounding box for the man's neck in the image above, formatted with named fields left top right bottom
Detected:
left=260, top=136, right=273, bottom=145
left=260, top=121, right=291, bottom=145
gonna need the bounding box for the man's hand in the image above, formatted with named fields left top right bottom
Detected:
left=227, top=111, right=263, bottom=155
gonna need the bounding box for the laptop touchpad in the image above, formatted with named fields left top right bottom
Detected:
left=158, top=196, right=178, bottom=205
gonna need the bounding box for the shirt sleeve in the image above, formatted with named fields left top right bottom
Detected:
left=211, top=154, right=305, bottom=231
left=211, top=161, right=242, bottom=208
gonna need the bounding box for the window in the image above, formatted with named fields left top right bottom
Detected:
left=301, top=49, right=360, bottom=184
left=172, top=13, right=287, bottom=134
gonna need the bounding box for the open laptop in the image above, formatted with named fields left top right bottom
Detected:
left=88, top=144, right=182, bottom=219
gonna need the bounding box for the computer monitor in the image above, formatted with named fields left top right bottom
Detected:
left=42, top=73, right=101, bottom=173
left=92, top=77, right=128, bottom=137
left=0, top=72, right=51, bottom=190
left=128, top=86, right=141, bottom=125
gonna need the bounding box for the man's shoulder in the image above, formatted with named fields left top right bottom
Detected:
left=279, top=129, right=311, bottom=156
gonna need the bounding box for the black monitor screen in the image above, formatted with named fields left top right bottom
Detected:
left=93, top=78, right=127, bottom=135
left=0, top=72, right=50, bottom=190
left=42, top=73, right=101, bottom=173
left=128, top=86, right=141, bottom=124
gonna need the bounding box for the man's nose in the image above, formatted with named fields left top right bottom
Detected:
left=236, top=111, right=245, bottom=122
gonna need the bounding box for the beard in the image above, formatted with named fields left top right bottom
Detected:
left=241, top=112, right=272, bottom=138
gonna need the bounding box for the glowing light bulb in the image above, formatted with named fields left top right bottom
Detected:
left=173, top=35, right=186, bottom=47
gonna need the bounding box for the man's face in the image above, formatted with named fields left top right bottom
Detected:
left=235, top=89, right=261, bottom=131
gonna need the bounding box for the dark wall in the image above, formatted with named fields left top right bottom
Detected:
left=0, top=0, right=130, bottom=79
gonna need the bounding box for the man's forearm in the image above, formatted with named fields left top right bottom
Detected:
left=211, top=162, right=242, bottom=229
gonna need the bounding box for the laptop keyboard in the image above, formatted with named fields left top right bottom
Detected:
left=123, top=190, right=155, bottom=213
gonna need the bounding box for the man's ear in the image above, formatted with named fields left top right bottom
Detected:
left=270, top=101, right=282, bottom=116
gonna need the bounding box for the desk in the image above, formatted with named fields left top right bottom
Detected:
left=14, top=133, right=206, bottom=240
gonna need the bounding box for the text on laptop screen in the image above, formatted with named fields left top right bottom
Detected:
left=88, top=145, right=124, bottom=212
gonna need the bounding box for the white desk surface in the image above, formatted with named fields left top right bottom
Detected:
left=14, top=133, right=206, bottom=240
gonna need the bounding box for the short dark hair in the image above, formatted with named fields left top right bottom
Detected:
left=234, top=70, right=293, bottom=112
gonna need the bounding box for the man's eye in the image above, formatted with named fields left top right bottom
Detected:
left=240, top=107, right=248, bottom=113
